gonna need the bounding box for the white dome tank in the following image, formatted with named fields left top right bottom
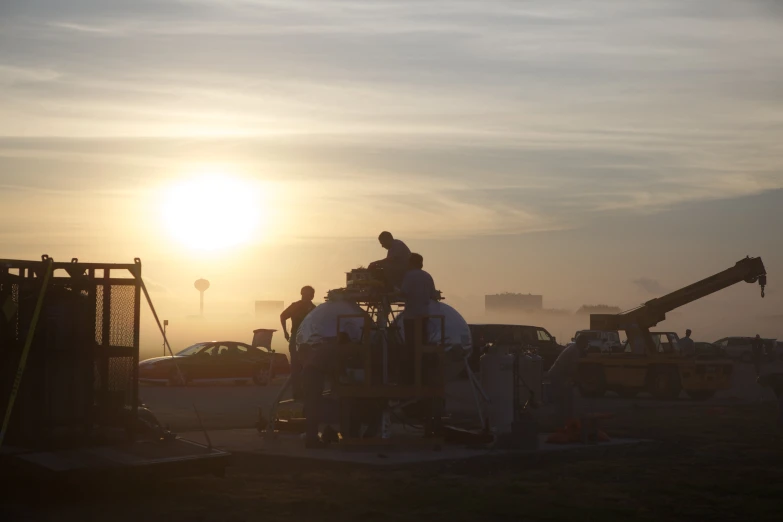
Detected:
left=394, top=300, right=473, bottom=381
left=296, top=301, right=368, bottom=347
left=394, top=300, right=472, bottom=355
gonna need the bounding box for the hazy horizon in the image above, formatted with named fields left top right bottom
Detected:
left=1, top=1, right=781, bottom=357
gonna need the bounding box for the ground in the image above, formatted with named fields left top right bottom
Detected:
left=2, top=363, right=782, bottom=521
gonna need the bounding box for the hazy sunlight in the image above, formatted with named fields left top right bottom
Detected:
left=162, top=174, right=262, bottom=251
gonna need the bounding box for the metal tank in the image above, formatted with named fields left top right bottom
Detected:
left=394, top=300, right=473, bottom=382
left=296, top=300, right=368, bottom=347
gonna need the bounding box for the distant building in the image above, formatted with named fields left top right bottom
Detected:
left=485, top=293, right=543, bottom=313
left=255, top=300, right=285, bottom=318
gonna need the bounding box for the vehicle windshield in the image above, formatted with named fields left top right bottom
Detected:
left=176, top=343, right=210, bottom=356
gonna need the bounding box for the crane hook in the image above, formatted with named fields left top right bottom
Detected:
left=760, top=275, right=767, bottom=298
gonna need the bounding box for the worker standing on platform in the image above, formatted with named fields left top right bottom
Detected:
left=280, top=286, right=316, bottom=399
left=368, top=231, right=411, bottom=289
left=401, top=253, right=438, bottom=382
left=400, top=253, right=442, bottom=437
left=547, top=334, right=589, bottom=426
left=679, top=329, right=695, bottom=357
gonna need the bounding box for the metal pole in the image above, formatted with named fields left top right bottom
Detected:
left=380, top=297, right=390, bottom=385
left=163, top=320, right=168, bottom=357
left=200, top=291, right=204, bottom=317
left=0, top=257, right=54, bottom=448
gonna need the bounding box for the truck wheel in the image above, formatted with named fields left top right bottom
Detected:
left=686, top=390, right=715, bottom=401
left=578, top=365, right=606, bottom=398
left=648, top=368, right=681, bottom=400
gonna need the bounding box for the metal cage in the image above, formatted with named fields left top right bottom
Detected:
left=0, top=256, right=141, bottom=448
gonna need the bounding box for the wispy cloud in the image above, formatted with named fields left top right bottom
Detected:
left=1, top=0, right=782, bottom=239
left=633, top=278, right=667, bottom=295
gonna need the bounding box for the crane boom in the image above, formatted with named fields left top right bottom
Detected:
left=591, top=256, right=767, bottom=332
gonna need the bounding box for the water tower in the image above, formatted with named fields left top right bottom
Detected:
left=194, top=278, right=210, bottom=316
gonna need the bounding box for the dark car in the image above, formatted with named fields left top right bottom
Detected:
left=694, top=342, right=727, bottom=359
left=138, top=341, right=290, bottom=386
left=713, top=337, right=777, bottom=362
left=468, top=324, right=564, bottom=371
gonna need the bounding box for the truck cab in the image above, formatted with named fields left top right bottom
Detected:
left=469, top=324, right=563, bottom=371
left=573, top=330, right=623, bottom=353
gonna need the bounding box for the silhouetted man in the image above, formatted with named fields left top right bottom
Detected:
left=400, top=252, right=440, bottom=435
left=679, top=329, right=695, bottom=357
left=368, top=231, right=411, bottom=289
left=752, top=334, right=765, bottom=376
left=400, top=253, right=438, bottom=379
left=281, top=286, right=316, bottom=399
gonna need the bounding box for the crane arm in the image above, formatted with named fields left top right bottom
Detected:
left=591, top=256, right=767, bottom=332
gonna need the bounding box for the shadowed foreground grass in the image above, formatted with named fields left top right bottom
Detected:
left=2, top=401, right=782, bottom=522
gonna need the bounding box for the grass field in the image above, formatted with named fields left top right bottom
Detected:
left=2, top=400, right=782, bottom=522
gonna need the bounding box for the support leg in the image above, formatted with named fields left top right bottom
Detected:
left=264, top=375, right=292, bottom=438
left=465, top=357, right=486, bottom=428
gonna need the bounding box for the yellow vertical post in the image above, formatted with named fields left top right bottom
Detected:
left=0, top=257, right=54, bottom=448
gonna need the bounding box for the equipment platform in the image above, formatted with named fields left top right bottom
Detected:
left=0, top=437, right=230, bottom=480
left=182, top=428, right=648, bottom=468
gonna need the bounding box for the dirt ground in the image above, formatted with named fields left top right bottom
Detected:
left=2, top=400, right=782, bottom=522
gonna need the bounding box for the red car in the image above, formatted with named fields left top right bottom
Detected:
left=138, top=341, right=290, bottom=386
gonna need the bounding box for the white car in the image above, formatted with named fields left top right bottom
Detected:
left=573, top=330, right=623, bottom=353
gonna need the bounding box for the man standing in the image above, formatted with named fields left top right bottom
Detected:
left=400, top=253, right=438, bottom=379
left=368, top=231, right=411, bottom=289
left=547, top=334, right=589, bottom=426
left=752, top=334, right=766, bottom=376
left=280, top=286, right=316, bottom=399
left=679, top=329, right=695, bottom=357
left=400, top=252, right=440, bottom=435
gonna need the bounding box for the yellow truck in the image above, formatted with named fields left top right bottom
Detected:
left=577, top=257, right=767, bottom=400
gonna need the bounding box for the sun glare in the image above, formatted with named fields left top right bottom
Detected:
left=162, top=174, right=263, bottom=251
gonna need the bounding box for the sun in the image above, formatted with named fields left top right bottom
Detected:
left=162, top=174, right=263, bottom=251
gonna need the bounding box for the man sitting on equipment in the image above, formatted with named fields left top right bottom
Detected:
left=368, top=231, right=411, bottom=289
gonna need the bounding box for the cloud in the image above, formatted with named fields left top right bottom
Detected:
left=0, top=0, right=782, bottom=239
left=633, top=278, right=667, bottom=295
left=143, top=278, right=169, bottom=294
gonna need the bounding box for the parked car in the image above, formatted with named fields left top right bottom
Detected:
left=713, top=337, right=778, bottom=362
left=139, top=341, right=290, bottom=386
left=573, top=330, right=623, bottom=353
left=468, top=324, right=563, bottom=371
left=694, top=342, right=727, bottom=359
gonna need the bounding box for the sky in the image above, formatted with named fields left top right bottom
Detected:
left=1, top=0, right=782, bottom=356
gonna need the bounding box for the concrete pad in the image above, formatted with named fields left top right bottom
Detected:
left=180, top=428, right=648, bottom=467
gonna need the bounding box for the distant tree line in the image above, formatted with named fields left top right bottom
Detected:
left=576, top=304, right=623, bottom=315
